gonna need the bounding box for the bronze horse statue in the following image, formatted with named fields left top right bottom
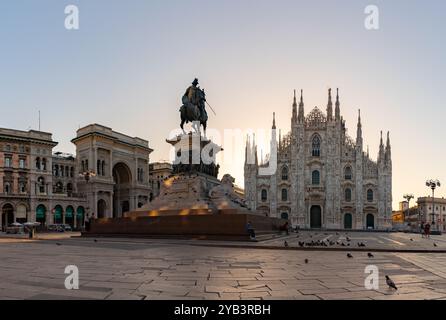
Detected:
left=180, top=87, right=208, bottom=135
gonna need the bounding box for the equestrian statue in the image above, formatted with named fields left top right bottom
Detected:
left=180, top=78, right=209, bottom=135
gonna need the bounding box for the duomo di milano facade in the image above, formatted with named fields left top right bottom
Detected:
left=244, top=89, right=392, bottom=230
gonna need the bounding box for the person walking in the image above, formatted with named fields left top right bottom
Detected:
left=421, top=222, right=425, bottom=238
left=425, top=222, right=431, bottom=239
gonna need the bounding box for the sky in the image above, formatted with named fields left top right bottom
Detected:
left=0, top=0, right=445, bottom=209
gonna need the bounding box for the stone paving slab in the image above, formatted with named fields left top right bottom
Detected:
left=1, top=236, right=446, bottom=300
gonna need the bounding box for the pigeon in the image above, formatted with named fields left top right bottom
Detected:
left=368, top=253, right=374, bottom=258
left=410, top=238, right=414, bottom=241
left=346, top=236, right=351, bottom=242
left=298, top=241, right=305, bottom=247
left=434, top=243, right=438, bottom=247
left=347, top=253, right=353, bottom=258
left=385, top=275, right=398, bottom=290
left=341, top=242, right=346, bottom=247
left=304, top=259, right=309, bottom=264
left=56, top=243, right=62, bottom=246
left=284, top=241, right=289, bottom=247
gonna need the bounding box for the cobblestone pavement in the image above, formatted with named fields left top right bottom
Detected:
left=1, top=235, right=446, bottom=300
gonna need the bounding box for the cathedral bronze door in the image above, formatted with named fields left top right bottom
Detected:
left=310, top=206, right=322, bottom=228
left=344, top=213, right=352, bottom=229
left=366, top=214, right=375, bottom=229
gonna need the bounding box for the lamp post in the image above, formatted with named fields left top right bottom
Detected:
left=403, top=193, right=414, bottom=227
left=425, top=179, right=441, bottom=232
left=79, top=170, right=96, bottom=230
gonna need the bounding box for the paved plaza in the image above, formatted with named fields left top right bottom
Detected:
left=1, top=232, right=446, bottom=300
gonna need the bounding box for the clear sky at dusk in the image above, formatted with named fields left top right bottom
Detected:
left=1, top=0, right=445, bottom=209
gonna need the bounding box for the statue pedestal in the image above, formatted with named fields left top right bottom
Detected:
left=86, top=133, right=287, bottom=240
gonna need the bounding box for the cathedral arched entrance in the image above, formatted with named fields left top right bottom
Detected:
left=113, top=162, right=132, bottom=218
left=281, top=212, right=289, bottom=220
left=310, top=205, right=322, bottom=229
left=366, top=214, right=375, bottom=229
left=344, top=213, right=352, bottom=229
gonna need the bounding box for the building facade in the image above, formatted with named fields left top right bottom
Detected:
left=72, top=124, right=153, bottom=219
left=417, top=196, right=446, bottom=232
left=149, top=162, right=173, bottom=200
left=244, top=89, right=392, bottom=230
left=0, top=128, right=86, bottom=230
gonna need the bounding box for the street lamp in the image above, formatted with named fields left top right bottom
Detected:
left=426, top=179, right=441, bottom=231
left=403, top=193, right=414, bottom=227
left=79, top=170, right=96, bottom=230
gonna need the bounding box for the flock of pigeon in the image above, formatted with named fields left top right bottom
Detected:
left=281, top=232, right=436, bottom=291
left=285, top=232, right=368, bottom=249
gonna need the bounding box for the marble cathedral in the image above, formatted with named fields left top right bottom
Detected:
left=244, top=89, right=392, bottom=230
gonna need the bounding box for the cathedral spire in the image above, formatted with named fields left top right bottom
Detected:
left=378, top=130, right=385, bottom=162
left=356, top=109, right=362, bottom=145
left=245, top=134, right=250, bottom=164
left=272, top=112, right=276, bottom=129
left=327, top=88, right=333, bottom=121
left=335, top=88, right=340, bottom=121
left=298, top=89, right=305, bottom=123
left=254, top=134, right=258, bottom=165
left=279, top=129, right=282, bottom=150
left=385, top=131, right=391, bottom=161
left=292, top=90, right=297, bottom=123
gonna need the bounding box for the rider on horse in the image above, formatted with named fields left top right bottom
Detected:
left=180, top=78, right=208, bottom=133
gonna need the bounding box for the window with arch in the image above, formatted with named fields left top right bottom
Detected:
left=344, top=166, right=352, bottom=180
left=345, top=188, right=352, bottom=202
left=19, top=182, right=26, bottom=193
left=37, top=177, right=45, bottom=193
left=312, top=170, right=320, bottom=185
left=97, top=160, right=101, bottom=176
left=312, top=135, right=321, bottom=157
left=281, top=167, right=288, bottom=181
left=66, top=183, right=73, bottom=196
left=4, top=182, right=11, bottom=194
left=261, top=189, right=268, bottom=202
left=55, top=181, right=64, bottom=194
left=5, top=156, right=12, bottom=168
left=281, top=188, right=288, bottom=201
left=367, top=189, right=374, bottom=202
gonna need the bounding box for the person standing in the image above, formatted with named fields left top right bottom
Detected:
left=421, top=221, right=425, bottom=238
left=246, top=221, right=256, bottom=240
left=85, top=214, right=90, bottom=232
